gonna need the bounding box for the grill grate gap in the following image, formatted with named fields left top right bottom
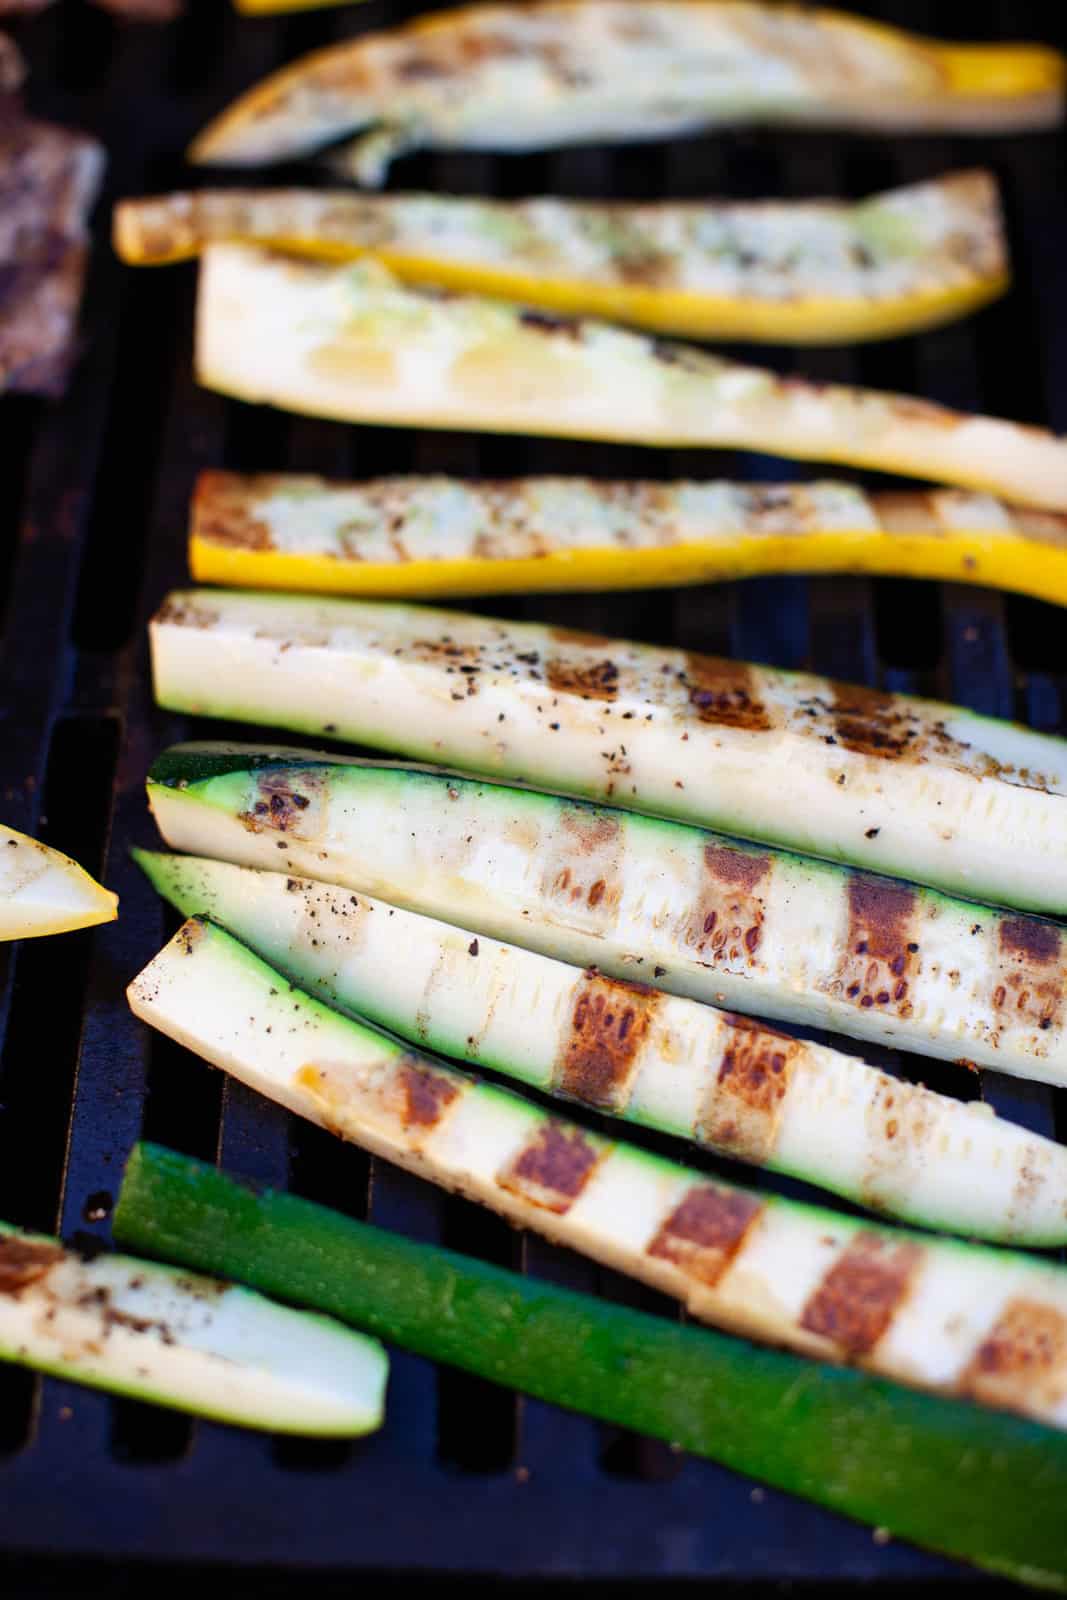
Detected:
left=109, top=1398, right=193, bottom=1466
left=70, top=270, right=186, bottom=654
left=435, top=1194, right=520, bottom=1473
left=0, top=399, right=42, bottom=646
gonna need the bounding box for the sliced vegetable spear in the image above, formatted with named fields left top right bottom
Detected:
left=0, top=1221, right=387, bottom=1434
left=144, top=745, right=1067, bottom=1087
left=114, top=1141, right=1067, bottom=1591
left=134, top=848, right=1067, bottom=1246
left=114, top=172, right=1009, bottom=345
left=127, top=916, right=1067, bottom=1432
left=188, top=2, right=1066, bottom=180
left=185, top=469, right=1067, bottom=606
left=195, top=248, right=1067, bottom=510
left=148, top=592, right=1067, bottom=919
left=0, top=824, right=117, bottom=939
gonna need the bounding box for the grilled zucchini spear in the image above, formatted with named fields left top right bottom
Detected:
left=0, top=1222, right=387, bottom=1434
left=145, top=746, right=1067, bottom=1089
left=186, top=470, right=1067, bottom=606
left=116, top=1143, right=1067, bottom=1589
left=128, top=916, right=1067, bottom=1432
left=195, top=249, right=1067, bottom=510
left=115, top=171, right=1009, bottom=345
left=0, top=824, right=117, bottom=939
left=149, top=592, right=1067, bottom=918
left=134, top=849, right=1067, bottom=1246
left=189, top=2, right=1066, bottom=181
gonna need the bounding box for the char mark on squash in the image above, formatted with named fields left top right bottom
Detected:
left=800, top=1234, right=922, bottom=1355
left=191, top=472, right=273, bottom=551
left=682, top=844, right=770, bottom=967
left=961, top=1299, right=1067, bottom=1413
left=684, top=655, right=771, bottom=731
left=545, top=654, right=620, bottom=702
left=831, top=682, right=913, bottom=758
left=239, top=769, right=322, bottom=835
left=834, top=874, right=919, bottom=1017
left=992, top=914, right=1064, bottom=1032
left=0, top=1236, right=63, bottom=1296
left=556, top=971, right=660, bottom=1111
left=498, top=1123, right=603, bottom=1215
left=700, top=1014, right=797, bottom=1164
left=396, top=1060, right=460, bottom=1130
left=647, top=1185, right=763, bottom=1287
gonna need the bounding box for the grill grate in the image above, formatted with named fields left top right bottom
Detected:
left=1, top=0, right=1065, bottom=1580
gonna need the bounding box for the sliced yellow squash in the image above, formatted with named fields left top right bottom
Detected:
left=196, top=246, right=1067, bottom=512
left=0, top=825, right=117, bottom=940
left=188, top=2, right=1065, bottom=182
left=113, top=173, right=1009, bottom=345
left=188, top=469, right=1067, bottom=604
left=234, top=0, right=360, bottom=11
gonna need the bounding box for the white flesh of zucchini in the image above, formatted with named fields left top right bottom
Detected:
left=145, top=749, right=1067, bottom=1090
left=0, top=1223, right=387, bottom=1434
left=194, top=248, right=1067, bottom=511
left=134, top=849, right=1067, bottom=1247
left=0, top=824, right=118, bottom=939
left=150, top=589, right=1067, bottom=916
left=128, top=916, right=1067, bottom=1432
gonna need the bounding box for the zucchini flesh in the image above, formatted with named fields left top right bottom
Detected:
left=115, top=1142, right=1067, bottom=1592
left=195, top=248, right=1067, bottom=510
left=127, top=915, right=1067, bottom=1433
left=134, top=848, right=1067, bottom=1247
left=114, top=172, right=1008, bottom=345
left=0, top=823, right=117, bottom=939
left=188, top=3, right=1066, bottom=176
left=187, top=469, right=1067, bottom=605
left=0, top=1220, right=386, bottom=1434
left=144, top=747, right=1067, bottom=1089
left=149, top=591, right=1067, bottom=917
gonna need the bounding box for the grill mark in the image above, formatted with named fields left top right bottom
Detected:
left=498, top=1122, right=603, bottom=1215
left=993, top=914, right=1064, bottom=1032
left=647, top=1185, right=763, bottom=1287
left=556, top=971, right=660, bottom=1111
left=831, top=683, right=912, bottom=759
left=395, top=1060, right=460, bottom=1129
left=684, top=655, right=771, bottom=731
left=800, top=1233, right=923, bottom=1355
left=681, top=844, right=770, bottom=969
left=0, top=1236, right=63, bottom=1296
left=699, top=1014, right=797, bottom=1164
left=192, top=471, right=273, bottom=552
left=545, top=654, right=620, bottom=702
left=960, top=1300, right=1067, bottom=1415
left=239, top=770, right=323, bottom=836
left=545, top=807, right=623, bottom=920
left=833, top=875, right=919, bottom=1018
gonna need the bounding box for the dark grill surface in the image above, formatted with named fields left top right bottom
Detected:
left=1, top=0, right=1065, bottom=1583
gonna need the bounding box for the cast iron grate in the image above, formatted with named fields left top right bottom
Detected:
left=0, top=0, right=1064, bottom=1581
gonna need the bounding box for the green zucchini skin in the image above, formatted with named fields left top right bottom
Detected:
left=133, top=847, right=1067, bottom=1246
left=146, top=745, right=1067, bottom=1089
left=149, top=589, right=1067, bottom=914
left=114, top=1142, right=1067, bottom=1591
left=0, top=1220, right=387, bottom=1434
left=126, top=916, right=1067, bottom=1433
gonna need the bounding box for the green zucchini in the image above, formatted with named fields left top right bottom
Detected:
left=146, top=744, right=1067, bottom=1090
left=149, top=589, right=1067, bottom=915
left=115, top=1143, right=1067, bottom=1592
left=127, top=915, right=1067, bottom=1432
left=134, top=848, right=1067, bottom=1246
left=0, top=1221, right=386, bottom=1434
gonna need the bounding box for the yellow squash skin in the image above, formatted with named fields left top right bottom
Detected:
left=189, top=471, right=1067, bottom=604
left=190, top=3, right=1065, bottom=178
left=0, top=824, right=118, bottom=939
left=113, top=176, right=1010, bottom=346
left=234, top=0, right=362, bottom=11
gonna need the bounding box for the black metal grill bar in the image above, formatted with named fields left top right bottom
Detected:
left=0, top=0, right=1064, bottom=1579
